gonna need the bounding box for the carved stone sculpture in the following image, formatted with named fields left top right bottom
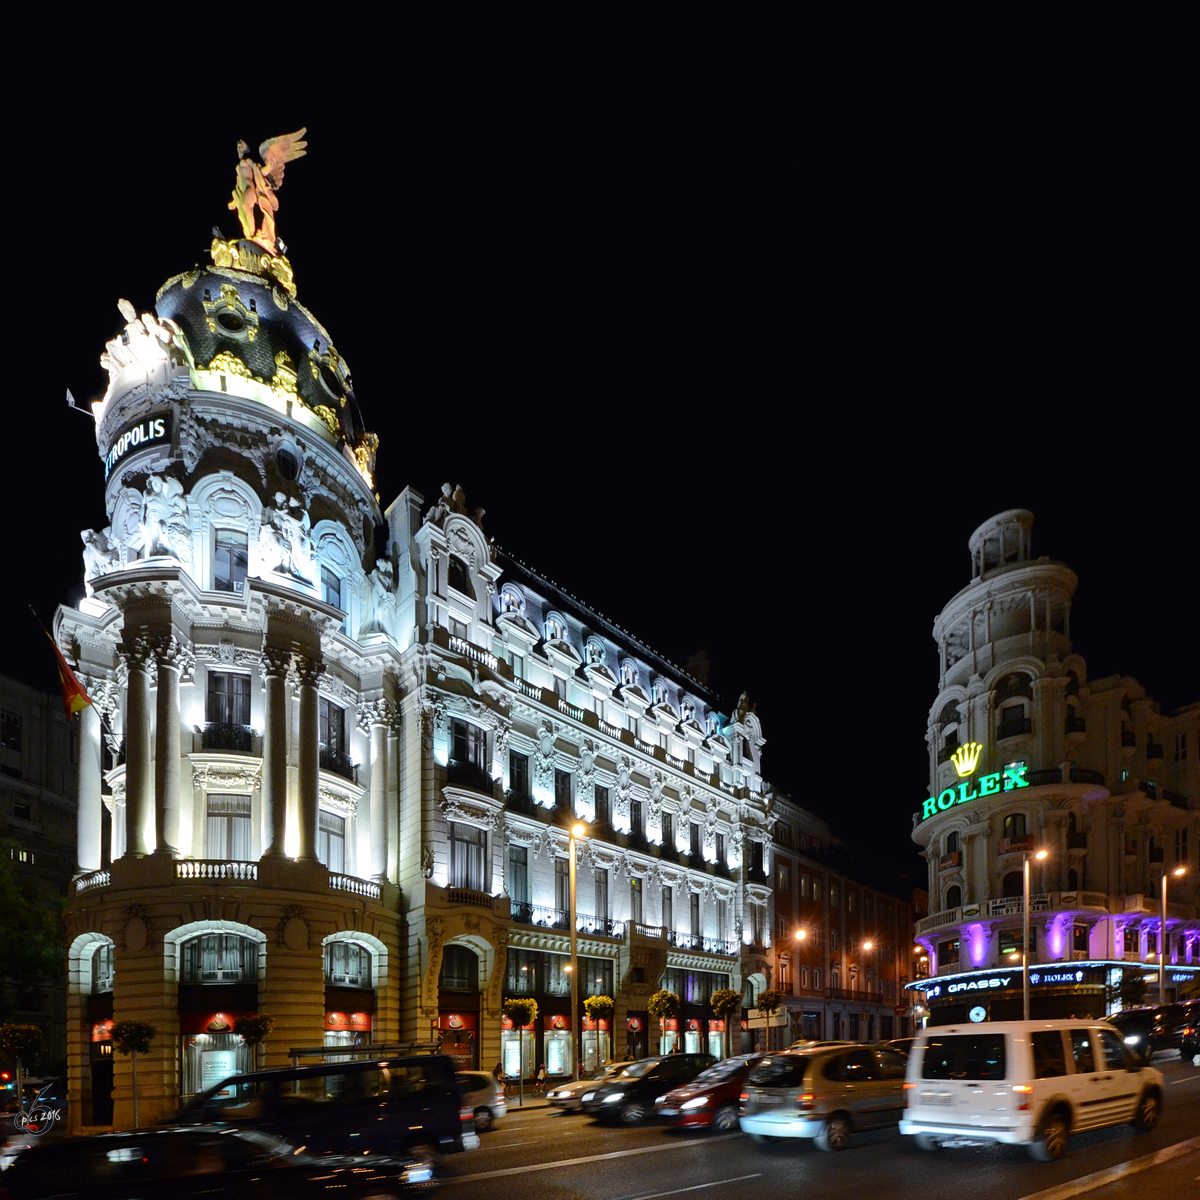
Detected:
left=81, top=529, right=119, bottom=595
left=259, top=492, right=313, bottom=580
left=229, top=130, right=308, bottom=254
left=360, top=558, right=396, bottom=637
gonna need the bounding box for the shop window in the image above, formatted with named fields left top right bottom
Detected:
left=439, top=944, right=478, bottom=992
left=506, top=948, right=539, bottom=994
left=214, top=529, right=248, bottom=594
left=92, top=942, right=114, bottom=993
left=945, top=885, right=962, bottom=910
left=181, top=934, right=258, bottom=984
left=317, top=810, right=346, bottom=874
left=326, top=941, right=373, bottom=988
left=449, top=822, right=487, bottom=891
left=207, top=794, right=251, bottom=861
left=581, top=956, right=614, bottom=997
left=448, top=555, right=471, bottom=596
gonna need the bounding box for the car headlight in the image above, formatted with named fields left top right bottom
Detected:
left=1124, top=1036, right=1141, bottom=1045
left=680, top=1097, right=710, bottom=1110
left=401, top=1160, right=435, bottom=1184
left=549, top=1090, right=566, bottom=1099
left=581, top=1092, right=596, bottom=1102
left=602, top=1092, right=624, bottom=1103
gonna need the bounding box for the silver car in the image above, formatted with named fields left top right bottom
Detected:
left=547, top=1063, right=624, bottom=1112
left=456, top=1071, right=507, bottom=1132
left=740, top=1046, right=908, bottom=1151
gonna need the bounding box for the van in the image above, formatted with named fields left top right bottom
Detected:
left=176, top=1054, right=479, bottom=1155
left=900, top=1020, right=1164, bottom=1161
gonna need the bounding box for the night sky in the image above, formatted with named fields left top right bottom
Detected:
left=7, top=88, right=1193, bottom=901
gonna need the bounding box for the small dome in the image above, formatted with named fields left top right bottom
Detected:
left=967, top=509, right=1034, bottom=578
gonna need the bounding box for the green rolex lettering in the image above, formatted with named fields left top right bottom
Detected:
left=937, top=788, right=957, bottom=811
left=1003, top=766, right=1029, bottom=790
left=957, top=781, right=978, bottom=804
left=978, top=773, right=1000, bottom=796
left=923, top=796, right=938, bottom=819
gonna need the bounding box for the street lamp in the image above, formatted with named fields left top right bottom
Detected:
left=1160, top=865, right=1186, bottom=1006
left=569, top=822, right=587, bottom=1080
left=1022, top=848, right=1049, bottom=1021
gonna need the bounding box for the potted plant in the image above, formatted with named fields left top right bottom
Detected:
left=233, top=1014, right=276, bottom=1072
left=709, top=989, right=741, bottom=1059
left=756, top=990, right=783, bottom=1051
left=111, top=1020, right=156, bottom=1128
left=647, top=989, right=680, bottom=1055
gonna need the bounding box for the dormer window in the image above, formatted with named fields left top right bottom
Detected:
left=448, top=555, right=472, bottom=596
left=706, top=714, right=720, bottom=736
left=545, top=616, right=565, bottom=641
left=653, top=683, right=667, bottom=707
left=499, top=587, right=522, bottom=614
left=681, top=701, right=695, bottom=723
left=585, top=639, right=606, bottom=666
left=621, top=662, right=636, bottom=687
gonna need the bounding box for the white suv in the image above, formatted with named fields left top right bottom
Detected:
left=900, top=1020, right=1164, bottom=1162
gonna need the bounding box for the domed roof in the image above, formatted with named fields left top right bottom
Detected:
left=155, top=238, right=370, bottom=454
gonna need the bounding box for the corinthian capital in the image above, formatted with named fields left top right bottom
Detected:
left=291, top=654, right=325, bottom=689
left=118, top=636, right=158, bottom=671
left=145, top=634, right=194, bottom=675
left=261, top=645, right=293, bottom=678
left=357, top=698, right=398, bottom=733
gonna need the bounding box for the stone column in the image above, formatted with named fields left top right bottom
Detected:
left=260, top=647, right=292, bottom=857
left=359, top=699, right=392, bottom=881
left=386, top=721, right=399, bottom=884
left=76, top=696, right=104, bottom=872
left=293, top=654, right=324, bottom=861
left=151, top=636, right=191, bottom=856
left=120, top=639, right=156, bottom=858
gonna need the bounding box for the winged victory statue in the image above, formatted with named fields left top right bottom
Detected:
left=229, top=129, right=308, bottom=254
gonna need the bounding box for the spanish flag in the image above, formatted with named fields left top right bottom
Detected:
left=35, top=612, right=93, bottom=718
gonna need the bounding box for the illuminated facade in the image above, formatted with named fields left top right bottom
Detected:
left=57, top=234, right=775, bottom=1129
left=910, top=510, right=1200, bottom=1022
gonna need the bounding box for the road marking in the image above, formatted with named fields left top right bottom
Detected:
left=1015, top=1135, right=1200, bottom=1200
left=634, top=1173, right=762, bottom=1198
left=440, top=1131, right=743, bottom=1184
left=1169, top=1075, right=1200, bottom=1085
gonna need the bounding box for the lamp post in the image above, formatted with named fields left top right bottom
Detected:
left=1160, top=865, right=1187, bottom=1006
left=1022, top=848, right=1048, bottom=1021
left=569, top=822, right=586, bottom=1081
left=861, top=941, right=874, bottom=1042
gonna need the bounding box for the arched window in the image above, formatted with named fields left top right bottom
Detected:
left=1068, top=811, right=1078, bottom=836
left=1003, top=813, right=1027, bottom=840
left=945, top=831, right=959, bottom=855
left=180, top=934, right=258, bottom=984
left=706, top=714, right=720, bottom=736
left=681, top=700, right=695, bottom=724
left=499, top=586, right=522, bottom=614
left=439, top=944, right=479, bottom=992
left=945, top=885, right=962, bottom=910
left=545, top=616, right=565, bottom=641
left=1002, top=871, right=1023, bottom=898
left=325, top=941, right=372, bottom=988
left=585, top=639, right=606, bottom=666
left=653, top=683, right=667, bottom=707
left=621, top=662, right=636, bottom=687
left=92, top=942, right=114, bottom=994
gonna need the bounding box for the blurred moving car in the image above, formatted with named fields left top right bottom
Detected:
left=177, top=1054, right=478, bottom=1154
left=883, top=1038, right=915, bottom=1056
left=457, top=1070, right=506, bottom=1131
left=655, top=1054, right=761, bottom=1132
left=547, top=1063, right=624, bottom=1112
left=1180, top=1012, right=1200, bottom=1063
left=581, top=1053, right=716, bottom=1125
left=0, top=1126, right=436, bottom=1197
left=740, top=1046, right=908, bottom=1150
left=1107, top=1005, right=1191, bottom=1062
left=787, top=1040, right=854, bottom=1051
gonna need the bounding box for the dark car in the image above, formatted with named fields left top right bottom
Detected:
left=883, top=1038, right=915, bottom=1056
left=0, top=1126, right=435, bottom=1199
left=1178, top=1001, right=1200, bottom=1062
left=176, top=1053, right=477, bottom=1155
left=581, top=1053, right=716, bottom=1124
left=1108, top=1006, right=1189, bottom=1062
left=655, top=1054, right=761, bottom=1131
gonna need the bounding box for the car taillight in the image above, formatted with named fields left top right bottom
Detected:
left=460, top=1105, right=474, bottom=1121
left=796, top=1093, right=815, bottom=1112
left=739, top=1092, right=749, bottom=1102
left=1013, top=1084, right=1032, bottom=1111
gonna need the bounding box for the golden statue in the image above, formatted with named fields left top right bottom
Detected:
left=229, top=130, right=308, bottom=254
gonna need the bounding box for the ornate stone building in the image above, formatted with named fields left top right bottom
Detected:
left=57, top=229, right=777, bottom=1129
left=909, top=510, right=1200, bottom=1023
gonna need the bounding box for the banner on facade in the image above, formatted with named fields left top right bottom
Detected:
left=582, top=1017, right=611, bottom=1031
left=545, top=1014, right=572, bottom=1030
left=179, top=1011, right=256, bottom=1035
left=501, top=1015, right=535, bottom=1031
left=325, top=1011, right=373, bottom=1032
left=438, top=1013, right=477, bottom=1031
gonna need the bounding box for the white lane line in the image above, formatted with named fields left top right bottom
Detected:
left=440, top=1131, right=743, bottom=1184
left=1169, top=1075, right=1200, bottom=1085
left=1015, top=1134, right=1200, bottom=1200
left=636, top=1173, right=762, bottom=1198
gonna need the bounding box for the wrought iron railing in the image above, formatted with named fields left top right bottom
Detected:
left=576, top=913, right=624, bottom=938
left=511, top=901, right=568, bottom=929
left=320, top=746, right=356, bottom=780
left=198, top=722, right=253, bottom=752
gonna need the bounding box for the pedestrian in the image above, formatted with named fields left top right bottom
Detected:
left=492, top=1061, right=505, bottom=1083
left=535, top=1063, right=547, bottom=1094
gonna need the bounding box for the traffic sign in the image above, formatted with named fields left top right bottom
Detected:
left=893, top=1004, right=908, bottom=1017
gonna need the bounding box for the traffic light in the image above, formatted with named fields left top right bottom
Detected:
left=0, top=1071, right=11, bottom=1090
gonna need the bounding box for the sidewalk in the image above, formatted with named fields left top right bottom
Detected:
left=503, top=1091, right=553, bottom=1110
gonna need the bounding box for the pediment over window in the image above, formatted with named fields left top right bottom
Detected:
left=497, top=611, right=541, bottom=644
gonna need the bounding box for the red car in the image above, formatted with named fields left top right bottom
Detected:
left=654, top=1055, right=762, bottom=1132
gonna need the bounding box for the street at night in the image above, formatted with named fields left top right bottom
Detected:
left=437, top=1059, right=1200, bottom=1200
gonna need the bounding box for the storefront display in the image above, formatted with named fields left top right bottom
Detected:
left=438, top=1012, right=477, bottom=1069
left=501, top=1015, right=535, bottom=1080
left=707, top=1019, right=725, bottom=1059
left=659, top=1017, right=679, bottom=1054
left=543, top=1014, right=572, bottom=1076
left=180, top=1012, right=255, bottom=1096
left=582, top=1016, right=611, bottom=1071
left=684, top=1018, right=703, bottom=1054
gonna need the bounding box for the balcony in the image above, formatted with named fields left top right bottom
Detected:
left=576, top=913, right=625, bottom=938
left=1070, top=767, right=1105, bottom=786
left=917, top=890, right=1109, bottom=935
left=329, top=874, right=381, bottom=900
left=826, top=988, right=883, bottom=1005
left=998, top=835, right=1035, bottom=855
left=511, top=901, right=568, bottom=930
left=938, top=851, right=961, bottom=872
left=937, top=744, right=958, bottom=765
left=74, top=869, right=111, bottom=895
left=197, top=722, right=253, bottom=752
left=997, top=717, right=1032, bottom=741
left=448, top=887, right=495, bottom=910
left=176, top=860, right=257, bottom=881
left=320, top=746, right=356, bottom=781
left=446, top=758, right=494, bottom=794
left=1065, top=716, right=1086, bottom=737
left=1067, top=832, right=1088, bottom=850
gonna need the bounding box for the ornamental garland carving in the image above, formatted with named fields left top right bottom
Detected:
left=534, top=723, right=557, bottom=795
left=439, top=791, right=501, bottom=829
left=319, top=785, right=360, bottom=816
left=321, top=672, right=357, bottom=705
left=193, top=763, right=262, bottom=792
left=421, top=842, right=434, bottom=879
left=648, top=770, right=665, bottom=822
left=195, top=640, right=261, bottom=669
left=615, top=754, right=633, bottom=821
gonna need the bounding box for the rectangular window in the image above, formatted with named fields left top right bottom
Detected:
left=206, top=794, right=251, bottom=861
left=595, top=785, right=611, bottom=824
left=0, top=711, right=20, bottom=751
left=830, top=929, right=840, bottom=952
left=1177, top=829, right=1189, bottom=865
left=690, top=822, right=701, bottom=857
left=661, top=884, right=673, bottom=930
left=750, top=841, right=764, bottom=875
left=631, top=799, right=644, bottom=837
left=690, top=891, right=701, bottom=938
left=630, top=877, right=643, bottom=924
left=506, top=948, right=539, bottom=994
left=998, top=929, right=1037, bottom=955
left=319, top=698, right=345, bottom=752
left=580, top=956, right=614, bottom=998
left=326, top=942, right=371, bottom=988
left=594, top=868, right=609, bottom=919
left=555, top=856, right=569, bottom=913
left=206, top=672, right=251, bottom=726
left=847, top=890, right=855, bottom=912
left=778, top=916, right=787, bottom=942
left=717, top=899, right=728, bottom=943
left=321, top=567, right=343, bottom=613
left=509, top=750, right=530, bottom=796
left=448, top=555, right=470, bottom=595
left=775, top=822, right=791, bottom=848
left=450, top=616, right=468, bottom=641
left=553, top=676, right=566, bottom=700
left=813, top=968, right=821, bottom=990
left=511, top=653, right=525, bottom=680
left=751, top=905, right=765, bottom=945
left=800, top=965, right=809, bottom=989
left=938, top=937, right=960, bottom=965
left=716, top=831, right=725, bottom=865
left=1176, top=733, right=1188, bottom=762
left=449, top=821, right=487, bottom=891
left=661, top=810, right=672, bottom=848
left=214, top=529, right=248, bottom=594
left=452, top=720, right=487, bottom=769
left=830, top=883, right=839, bottom=908
left=777, top=864, right=790, bottom=894
left=317, top=810, right=345, bottom=874
left=920, top=1034, right=1007, bottom=1081
left=508, top=844, right=529, bottom=905
left=554, top=768, right=572, bottom=812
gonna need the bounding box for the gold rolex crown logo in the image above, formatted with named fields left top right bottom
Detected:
left=951, top=742, right=983, bottom=777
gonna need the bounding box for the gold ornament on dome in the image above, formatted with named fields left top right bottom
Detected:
left=312, top=405, right=340, bottom=437
left=353, top=432, right=379, bottom=489
left=209, top=238, right=297, bottom=299
left=270, top=351, right=299, bottom=403
left=228, top=129, right=307, bottom=256
left=203, top=283, right=259, bottom=342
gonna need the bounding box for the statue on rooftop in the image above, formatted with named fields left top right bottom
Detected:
left=229, top=130, right=308, bottom=254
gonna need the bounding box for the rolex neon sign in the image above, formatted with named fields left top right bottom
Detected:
left=922, top=742, right=1028, bottom=821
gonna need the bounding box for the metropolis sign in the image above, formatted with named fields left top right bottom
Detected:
left=104, top=412, right=172, bottom=480
left=920, top=743, right=1028, bottom=821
